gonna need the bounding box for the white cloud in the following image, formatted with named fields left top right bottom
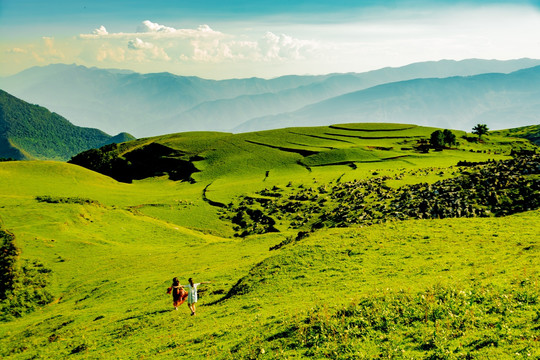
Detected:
left=80, top=21, right=224, bottom=40
left=77, top=20, right=319, bottom=65
left=3, top=3, right=540, bottom=79
left=184, top=31, right=318, bottom=63
left=93, top=25, right=108, bottom=36
left=257, top=32, right=319, bottom=61
left=137, top=20, right=176, bottom=34
left=80, top=25, right=110, bottom=39
left=127, top=38, right=171, bottom=61
left=128, top=38, right=153, bottom=50
left=196, top=24, right=216, bottom=34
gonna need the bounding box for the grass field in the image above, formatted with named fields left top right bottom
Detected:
left=0, top=123, right=538, bottom=359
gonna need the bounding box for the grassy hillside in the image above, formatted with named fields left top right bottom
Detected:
left=492, top=124, right=540, bottom=146
left=0, top=90, right=135, bottom=160
left=0, top=123, right=538, bottom=359
left=70, top=123, right=535, bottom=185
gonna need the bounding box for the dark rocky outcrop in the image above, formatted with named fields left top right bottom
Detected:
left=225, top=155, right=540, bottom=235
left=69, top=142, right=200, bottom=183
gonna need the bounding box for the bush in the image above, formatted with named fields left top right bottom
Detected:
left=233, top=283, right=540, bottom=359
left=35, top=195, right=100, bottom=205
left=0, top=229, right=18, bottom=299
left=0, top=229, right=53, bottom=321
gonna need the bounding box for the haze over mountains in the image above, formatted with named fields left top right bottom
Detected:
left=239, top=65, right=540, bottom=133
left=1, top=58, right=539, bottom=138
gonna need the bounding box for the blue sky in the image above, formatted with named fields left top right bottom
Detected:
left=1, top=0, right=540, bottom=78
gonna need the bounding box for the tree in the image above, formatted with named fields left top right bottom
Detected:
left=472, top=124, right=489, bottom=139
left=443, top=129, right=456, bottom=146
left=430, top=130, right=444, bottom=149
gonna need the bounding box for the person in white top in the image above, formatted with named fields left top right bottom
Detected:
left=181, top=278, right=210, bottom=316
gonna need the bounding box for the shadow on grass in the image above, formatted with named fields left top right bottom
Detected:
left=119, top=309, right=171, bottom=322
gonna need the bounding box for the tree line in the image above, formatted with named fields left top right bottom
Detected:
left=429, top=124, right=489, bottom=150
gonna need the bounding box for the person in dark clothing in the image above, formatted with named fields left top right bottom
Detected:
left=166, top=277, right=188, bottom=310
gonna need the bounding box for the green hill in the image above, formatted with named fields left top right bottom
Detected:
left=492, top=124, right=540, bottom=146
left=69, top=123, right=536, bottom=187
left=0, top=123, right=538, bottom=359
left=0, top=90, right=135, bottom=160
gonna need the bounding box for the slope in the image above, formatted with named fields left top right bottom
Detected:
left=69, top=123, right=535, bottom=189
left=0, top=121, right=538, bottom=358
left=492, top=124, right=540, bottom=146
left=0, top=90, right=134, bottom=160
left=0, top=158, right=537, bottom=358
left=0, top=160, right=281, bottom=355
left=235, top=66, right=540, bottom=132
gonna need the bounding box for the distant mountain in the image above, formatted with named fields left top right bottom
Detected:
left=0, top=64, right=325, bottom=137
left=235, top=66, right=540, bottom=133
left=1, top=59, right=539, bottom=137
left=0, top=90, right=134, bottom=160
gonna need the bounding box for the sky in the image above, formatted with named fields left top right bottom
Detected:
left=1, top=0, right=540, bottom=79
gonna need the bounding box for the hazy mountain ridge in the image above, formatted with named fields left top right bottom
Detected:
left=0, top=64, right=326, bottom=136
left=145, top=73, right=365, bottom=134
left=0, top=90, right=134, bottom=160
left=236, top=65, right=540, bottom=132
left=2, top=59, right=539, bottom=137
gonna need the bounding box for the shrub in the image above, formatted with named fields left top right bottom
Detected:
left=35, top=196, right=100, bottom=205
left=233, top=283, right=540, bottom=359
left=0, top=229, right=53, bottom=321
left=0, top=229, right=18, bottom=299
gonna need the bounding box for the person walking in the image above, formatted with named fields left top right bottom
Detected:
left=166, top=277, right=188, bottom=310
left=181, top=278, right=210, bottom=316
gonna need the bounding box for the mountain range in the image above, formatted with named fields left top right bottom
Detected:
left=238, top=65, right=540, bottom=132
left=0, top=90, right=134, bottom=160
left=1, top=58, right=539, bottom=138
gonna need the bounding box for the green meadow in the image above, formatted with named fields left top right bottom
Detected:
left=0, top=123, right=538, bottom=359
